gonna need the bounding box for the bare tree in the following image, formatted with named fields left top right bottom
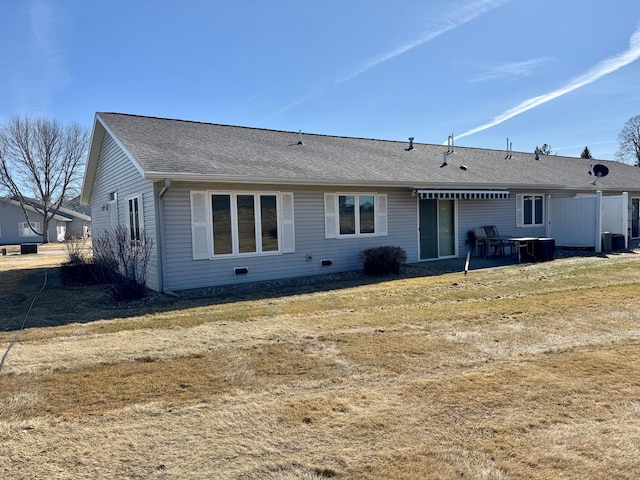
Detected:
left=0, top=116, right=89, bottom=243
left=616, top=114, right=640, bottom=166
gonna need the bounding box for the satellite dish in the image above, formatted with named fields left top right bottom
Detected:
left=593, top=164, right=609, bottom=178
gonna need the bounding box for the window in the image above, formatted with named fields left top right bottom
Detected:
left=516, top=194, right=544, bottom=227
left=190, top=191, right=295, bottom=260
left=19, top=221, right=41, bottom=237
left=325, top=193, right=387, bottom=238
left=126, top=194, right=144, bottom=242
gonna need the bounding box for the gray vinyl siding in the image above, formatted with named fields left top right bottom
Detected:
left=161, top=184, right=418, bottom=291
left=0, top=201, right=61, bottom=245
left=456, top=191, right=547, bottom=257
left=64, top=216, right=89, bottom=238
left=89, top=134, right=159, bottom=290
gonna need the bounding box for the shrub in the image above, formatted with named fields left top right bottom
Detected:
left=59, top=261, right=99, bottom=286
left=104, top=273, right=149, bottom=301
left=64, top=230, right=89, bottom=265
left=361, top=245, right=407, bottom=275
left=91, top=226, right=154, bottom=300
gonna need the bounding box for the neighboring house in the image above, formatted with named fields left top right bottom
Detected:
left=80, top=113, right=640, bottom=292
left=0, top=198, right=79, bottom=244
left=65, top=195, right=93, bottom=228
left=51, top=202, right=92, bottom=239
left=0, top=198, right=91, bottom=245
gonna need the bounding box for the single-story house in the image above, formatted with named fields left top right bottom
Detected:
left=0, top=197, right=91, bottom=245
left=80, top=112, right=640, bottom=292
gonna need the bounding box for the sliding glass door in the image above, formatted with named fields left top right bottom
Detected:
left=419, top=198, right=456, bottom=260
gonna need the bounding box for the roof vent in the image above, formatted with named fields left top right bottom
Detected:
left=297, top=129, right=304, bottom=145
left=447, top=134, right=454, bottom=154
left=505, top=139, right=513, bottom=159
left=440, top=150, right=448, bottom=168
left=406, top=137, right=414, bottom=151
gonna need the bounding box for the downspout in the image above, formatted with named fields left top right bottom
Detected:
left=159, top=178, right=171, bottom=198
left=622, top=191, right=629, bottom=248
left=545, top=194, right=552, bottom=238
left=156, top=178, right=171, bottom=293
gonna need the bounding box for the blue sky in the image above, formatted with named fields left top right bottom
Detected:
left=1, top=0, right=640, bottom=160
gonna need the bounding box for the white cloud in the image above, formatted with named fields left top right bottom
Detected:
left=456, top=22, right=640, bottom=141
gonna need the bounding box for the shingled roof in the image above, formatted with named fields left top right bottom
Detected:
left=84, top=112, right=640, bottom=194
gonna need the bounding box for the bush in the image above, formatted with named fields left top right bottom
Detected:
left=92, top=226, right=154, bottom=301
left=64, top=231, right=89, bottom=265
left=59, top=261, right=100, bottom=286
left=104, top=273, right=149, bottom=301
left=361, top=245, right=407, bottom=275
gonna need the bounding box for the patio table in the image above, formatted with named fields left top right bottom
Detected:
left=485, top=236, right=515, bottom=257
left=508, top=237, right=538, bottom=263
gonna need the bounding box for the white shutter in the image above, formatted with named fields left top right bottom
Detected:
left=377, top=194, right=388, bottom=236
left=190, top=191, right=211, bottom=260
left=281, top=192, right=295, bottom=253
left=324, top=193, right=337, bottom=239
left=515, top=194, right=524, bottom=227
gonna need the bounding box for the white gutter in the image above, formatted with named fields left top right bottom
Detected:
left=143, top=171, right=606, bottom=192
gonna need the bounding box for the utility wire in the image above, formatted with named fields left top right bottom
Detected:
left=0, top=267, right=48, bottom=374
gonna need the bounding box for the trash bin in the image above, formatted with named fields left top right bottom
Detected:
left=612, top=234, right=625, bottom=250
left=601, top=232, right=612, bottom=252
left=20, top=243, right=38, bottom=254
left=534, top=238, right=555, bottom=261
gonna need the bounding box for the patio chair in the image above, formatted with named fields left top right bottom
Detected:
left=472, top=228, right=488, bottom=257
left=483, top=225, right=515, bottom=256
left=468, top=230, right=486, bottom=257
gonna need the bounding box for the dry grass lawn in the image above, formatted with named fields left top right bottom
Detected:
left=1, top=249, right=640, bottom=479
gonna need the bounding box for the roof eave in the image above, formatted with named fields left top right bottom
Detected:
left=145, top=171, right=425, bottom=188
left=145, top=172, right=612, bottom=191
left=80, top=114, right=106, bottom=205
left=80, top=113, right=147, bottom=205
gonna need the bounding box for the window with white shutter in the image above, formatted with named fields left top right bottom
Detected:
left=324, top=193, right=388, bottom=238
left=18, top=221, right=41, bottom=237
left=516, top=193, right=544, bottom=227
left=190, top=191, right=294, bottom=259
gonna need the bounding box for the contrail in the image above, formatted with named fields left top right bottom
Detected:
left=456, top=22, right=640, bottom=141
left=273, top=0, right=509, bottom=117
left=336, top=0, right=510, bottom=85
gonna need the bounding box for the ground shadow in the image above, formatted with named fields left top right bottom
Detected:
left=0, top=261, right=464, bottom=332
left=0, top=245, right=635, bottom=332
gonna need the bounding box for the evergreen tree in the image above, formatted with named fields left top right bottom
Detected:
left=580, top=146, right=592, bottom=159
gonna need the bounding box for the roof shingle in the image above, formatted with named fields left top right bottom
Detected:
left=96, top=112, right=640, bottom=191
